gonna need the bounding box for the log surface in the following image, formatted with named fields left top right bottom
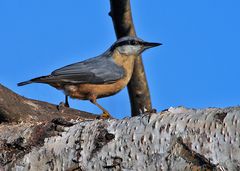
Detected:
left=1, top=104, right=239, bottom=170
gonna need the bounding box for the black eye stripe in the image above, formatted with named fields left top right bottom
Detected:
left=110, top=39, right=142, bottom=51
left=118, top=40, right=139, bottom=46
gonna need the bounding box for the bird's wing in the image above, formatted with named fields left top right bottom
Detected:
left=49, top=56, right=125, bottom=84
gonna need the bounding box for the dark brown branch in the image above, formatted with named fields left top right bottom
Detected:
left=0, top=84, right=96, bottom=123
left=109, top=0, right=152, bottom=116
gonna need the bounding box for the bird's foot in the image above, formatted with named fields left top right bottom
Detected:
left=60, top=101, right=70, bottom=108
left=57, top=102, right=69, bottom=112
left=96, top=111, right=112, bottom=119
left=64, top=101, right=70, bottom=108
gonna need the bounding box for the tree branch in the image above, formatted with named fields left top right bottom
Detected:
left=0, top=84, right=96, bottom=123
left=109, top=0, right=152, bottom=116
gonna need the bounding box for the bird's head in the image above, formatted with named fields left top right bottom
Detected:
left=110, top=36, right=162, bottom=56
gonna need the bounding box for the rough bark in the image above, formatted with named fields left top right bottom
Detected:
left=0, top=98, right=239, bottom=170
left=0, top=84, right=96, bottom=123
left=109, top=0, right=153, bottom=116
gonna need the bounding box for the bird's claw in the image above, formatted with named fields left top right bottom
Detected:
left=59, top=101, right=69, bottom=108
left=57, top=102, right=69, bottom=112
left=64, top=103, right=69, bottom=108
left=97, top=111, right=112, bottom=119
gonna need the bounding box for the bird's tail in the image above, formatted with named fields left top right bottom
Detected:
left=17, top=80, right=33, bottom=86
left=17, top=75, right=50, bottom=86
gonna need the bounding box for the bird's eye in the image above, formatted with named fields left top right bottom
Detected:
left=130, top=40, right=137, bottom=45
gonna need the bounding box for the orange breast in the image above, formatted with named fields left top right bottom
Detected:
left=63, top=51, right=135, bottom=100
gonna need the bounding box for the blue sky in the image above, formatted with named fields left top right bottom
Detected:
left=0, top=1, right=239, bottom=118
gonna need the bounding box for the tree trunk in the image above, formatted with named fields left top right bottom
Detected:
left=109, top=0, right=153, bottom=116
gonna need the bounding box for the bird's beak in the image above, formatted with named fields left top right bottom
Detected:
left=143, top=42, right=162, bottom=49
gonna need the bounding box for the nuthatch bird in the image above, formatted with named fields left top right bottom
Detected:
left=18, top=36, right=161, bottom=118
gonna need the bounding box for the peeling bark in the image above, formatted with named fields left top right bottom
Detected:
left=1, top=106, right=239, bottom=170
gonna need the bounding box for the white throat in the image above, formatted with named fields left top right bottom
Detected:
left=117, top=45, right=142, bottom=55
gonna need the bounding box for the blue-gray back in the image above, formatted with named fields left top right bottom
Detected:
left=51, top=55, right=125, bottom=84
